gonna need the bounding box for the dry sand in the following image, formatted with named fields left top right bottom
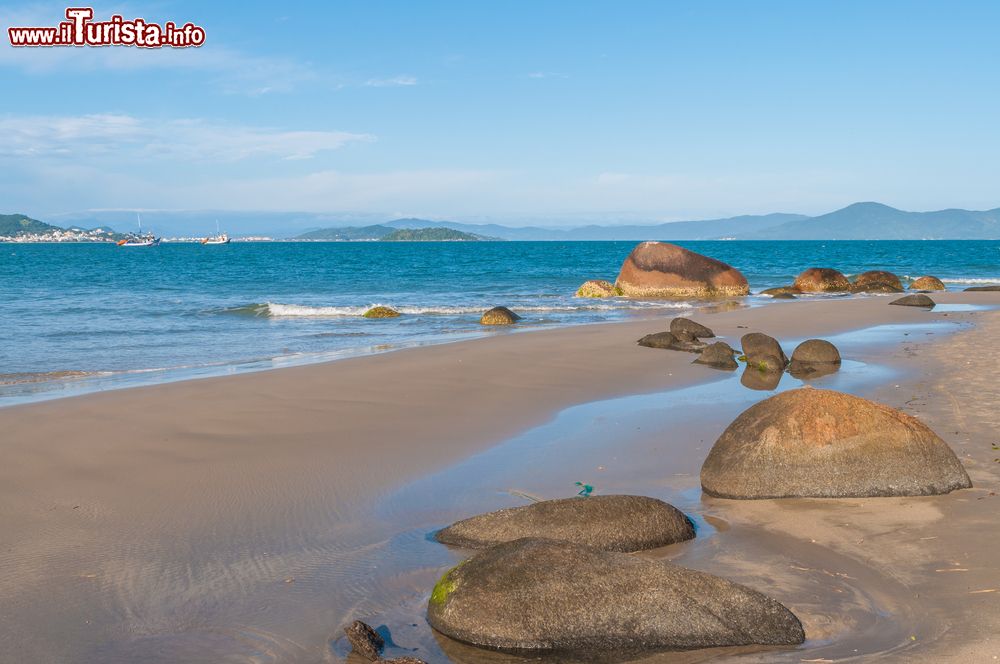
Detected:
left=0, top=293, right=998, bottom=663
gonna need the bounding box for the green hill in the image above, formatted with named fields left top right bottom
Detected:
left=295, top=224, right=395, bottom=241
left=380, top=227, right=495, bottom=242
left=0, top=213, right=60, bottom=237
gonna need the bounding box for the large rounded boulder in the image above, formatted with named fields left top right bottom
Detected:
left=740, top=332, right=789, bottom=369
left=851, top=270, right=903, bottom=293
left=435, top=495, right=694, bottom=552
left=701, top=388, right=972, bottom=499
left=615, top=242, right=749, bottom=298
left=793, top=268, right=851, bottom=293
left=427, top=538, right=805, bottom=654
left=909, top=276, right=945, bottom=291
left=788, top=339, right=841, bottom=378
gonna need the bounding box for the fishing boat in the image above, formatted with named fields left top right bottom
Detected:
left=201, top=220, right=230, bottom=245
left=117, top=214, right=161, bottom=247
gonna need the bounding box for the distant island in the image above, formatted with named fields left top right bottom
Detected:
left=6, top=202, right=1000, bottom=242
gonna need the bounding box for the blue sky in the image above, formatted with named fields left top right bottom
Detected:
left=1, top=1, right=999, bottom=224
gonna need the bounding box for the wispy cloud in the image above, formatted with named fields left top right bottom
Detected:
left=364, top=75, right=418, bottom=87
left=0, top=114, right=374, bottom=161
left=527, top=71, right=568, bottom=79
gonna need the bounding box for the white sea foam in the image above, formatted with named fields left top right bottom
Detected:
left=901, top=275, right=1000, bottom=284
left=259, top=300, right=693, bottom=318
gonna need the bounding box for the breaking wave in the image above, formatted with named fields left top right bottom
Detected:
left=219, top=301, right=694, bottom=318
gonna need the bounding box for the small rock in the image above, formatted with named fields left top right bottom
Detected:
left=669, top=317, right=714, bottom=339
left=435, top=495, right=695, bottom=552
left=382, top=658, right=427, bottom=664
left=480, top=306, right=521, bottom=325
left=575, top=279, right=622, bottom=298
left=759, top=286, right=800, bottom=297
left=964, top=285, right=1000, bottom=292
left=362, top=306, right=400, bottom=319
left=788, top=339, right=841, bottom=378
left=909, top=276, right=945, bottom=291
left=637, top=332, right=706, bottom=353
left=890, top=294, right=935, bottom=307
left=693, top=342, right=738, bottom=370
left=344, top=621, right=384, bottom=661
left=740, top=332, right=788, bottom=368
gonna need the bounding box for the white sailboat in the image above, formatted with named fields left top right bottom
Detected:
left=202, top=220, right=230, bottom=245
left=117, top=214, right=160, bottom=247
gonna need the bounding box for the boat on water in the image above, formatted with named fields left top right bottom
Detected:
left=201, top=220, right=230, bottom=245
left=117, top=214, right=161, bottom=247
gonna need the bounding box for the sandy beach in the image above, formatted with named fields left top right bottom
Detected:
left=2, top=292, right=999, bottom=663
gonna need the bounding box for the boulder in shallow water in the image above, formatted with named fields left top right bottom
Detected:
left=964, top=285, right=1000, bottom=292
left=669, top=317, right=715, bottom=339
left=435, top=495, right=694, bottom=552
left=759, top=286, right=800, bottom=298
left=889, top=294, right=935, bottom=308
left=637, top=331, right=706, bottom=353
left=851, top=270, right=903, bottom=293
left=480, top=306, right=521, bottom=325
left=793, top=268, right=851, bottom=293
left=427, top=537, right=805, bottom=654
left=693, top=342, right=738, bottom=370
left=575, top=279, right=622, bottom=298
left=363, top=306, right=401, bottom=319
left=740, top=332, right=789, bottom=369
left=344, top=621, right=384, bottom=661
left=740, top=364, right=783, bottom=391
left=615, top=242, right=749, bottom=298
left=701, top=388, right=972, bottom=499
left=788, top=339, right=841, bottom=378
left=909, top=276, right=945, bottom=291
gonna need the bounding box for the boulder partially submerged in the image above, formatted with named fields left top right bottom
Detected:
left=344, top=621, right=384, bottom=661
left=435, top=495, right=694, bottom=552
left=701, top=388, right=972, bottom=499
left=740, top=332, right=789, bottom=369
left=851, top=270, right=903, bottom=293
left=480, top=306, right=521, bottom=325
left=363, top=306, right=401, bottom=319
left=889, top=294, right=935, bottom=308
left=759, top=286, right=800, bottom=299
left=694, top=341, right=738, bottom=370
left=793, top=268, right=851, bottom=293
left=910, top=276, right=945, bottom=291
left=575, top=280, right=622, bottom=298
left=427, top=538, right=805, bottom=654
left=788, top=339, right=841, bottom=378
left=615, top=242, right=749, bottom=298
left=637, top=332, right=706, bottom=353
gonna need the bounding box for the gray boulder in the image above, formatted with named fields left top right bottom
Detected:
left=964, top=285, right=1000, bottom=292
left=344, top=620, right=384, bottom=661
left=889, top=294, right=935, bottom=307
left=637, top=331, right=706, bottom=353
left=701, top=388, right=972, bottom=499
left=669, top=317, right=714, bottom=339
left=788, top=339, right=841, bottom=378
left=740, top=332, right=789, bottom=368
left=427, top=538, right=805, bottom=654
left=435, top=495, right=694, bottom=552
left=693, top=341, right=738, bottom=370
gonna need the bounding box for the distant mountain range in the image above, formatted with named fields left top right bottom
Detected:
left=7, top=202, right=1000, bottom=241
left=296, top=225, right=494, bottom=241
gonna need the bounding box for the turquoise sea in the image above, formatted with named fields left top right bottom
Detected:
left=3, top=240, right=999, bottom=404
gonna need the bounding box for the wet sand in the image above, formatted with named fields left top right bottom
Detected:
left=1, top=293, right=998, bottom=663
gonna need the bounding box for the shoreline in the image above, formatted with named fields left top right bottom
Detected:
left=1, top=292, right=998, bottom=662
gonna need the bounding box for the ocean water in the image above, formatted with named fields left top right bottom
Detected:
left=3, top=240, right=999, bottom=403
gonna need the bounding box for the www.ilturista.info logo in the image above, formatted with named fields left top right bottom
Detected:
left=7, top=7, right=206, bottom=48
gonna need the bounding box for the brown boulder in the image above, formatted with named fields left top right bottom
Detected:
left=740, top=332, right=788, bottom=368
left=344, top=620, right=384, bottom=661
left=890, top=294, right=935, bottom=308
left=851, top=270, right=903, bottom=293
left=615, top=242, right=749, bottom=298
left=435, top=495, right=694, bottom=552
left=788, top=339, right=841, bottom=378
left=740, top=364, right=783, bottom=391
left=793, top=268, right=851, bottom=293
left=669, top=317, right=714, bottom=339
left=363, top=306, right=401, bottom=319
left=480, top=306, right=521, bottom=325
left=759, top=286, right=800, bottom=298
left=427, top=538, right=805, bottom=654
left=964, top=285, right=1000, bottom=292
left=693, top=342, right=738, bottom=370
left=701, top=388, right=972, bottom=499
left=909, top=276, right=945, bottom=291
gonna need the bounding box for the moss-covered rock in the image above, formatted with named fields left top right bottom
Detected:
left=575, top=279, right=622, bottom=298
left=480, top=306, right=521, bottom=325
left=362, top=306, right=401, bottom=319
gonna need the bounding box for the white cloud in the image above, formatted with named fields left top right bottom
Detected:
left=0, top=113, right=374, bottom=161
left=527, top=71, right=568, bottom=79
left=364, top=75, right=418, bottom=87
